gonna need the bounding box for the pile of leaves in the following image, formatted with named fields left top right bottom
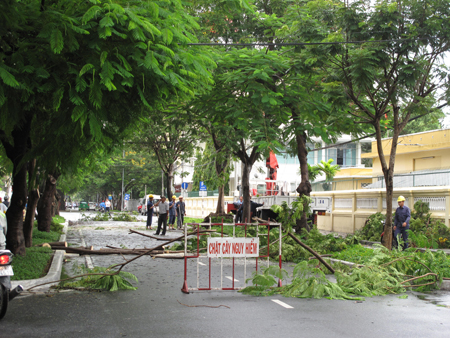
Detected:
left=242, top=245, right=446, bottom=300
left=59, top=264, right=138, bottom=292
left=264, top=226, right=358, bottom=263
left=112, top=213, right=138, bottom=222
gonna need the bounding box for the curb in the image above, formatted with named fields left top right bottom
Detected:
left=12, top=223, right=68, bottom=291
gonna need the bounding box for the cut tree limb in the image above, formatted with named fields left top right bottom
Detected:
left=288, top=232, right=335, bottom=274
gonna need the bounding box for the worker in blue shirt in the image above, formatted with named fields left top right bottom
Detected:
left=394, top=196, right=411, bottom=250
left=146, top=195, right=154, bottom=230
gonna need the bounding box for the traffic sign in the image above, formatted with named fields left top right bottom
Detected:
left=199, top=181, right=207, bottom=191
left=124, top=194, right=130, bottom=201
left=181, top=182, right=188, bottom=190
left=108, top=195, right=112, bottom=200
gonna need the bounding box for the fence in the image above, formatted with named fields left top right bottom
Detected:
left=311, top=170, right=450, bottom=192
left=312, top=187, right=450, bottom=233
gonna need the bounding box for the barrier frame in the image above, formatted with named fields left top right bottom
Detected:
left=181, top=219, right=283, bottom=293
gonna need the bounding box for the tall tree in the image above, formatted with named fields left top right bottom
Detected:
left=287, top=0, right=450, bottom=248
left=0, top=0, right=214, bottom=254
left=136, top=110, right=203, bottom=199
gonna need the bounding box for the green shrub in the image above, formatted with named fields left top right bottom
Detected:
left=112, top=213, right=138, bottom=222
left=356, top=212, right=386, bottom=241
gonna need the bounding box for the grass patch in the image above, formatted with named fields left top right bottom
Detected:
left=53, top=215, right=65, bottom=224
left=95, top=227, right=105, bottom=230
left=183, top=217, right=203, bottom=224
left=11, top=226, right=62, bottom=280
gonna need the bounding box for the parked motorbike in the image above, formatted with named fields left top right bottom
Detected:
left=0, top=250, right=23, bottom=320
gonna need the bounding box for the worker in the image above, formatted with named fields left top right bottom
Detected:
left=146, top=195, right=154, bottom=230
left=234, top=196, right=243, bottom=223
left=168, top=195, right=176, bottom=230
left=394, top=196, right=410, bottom=250
left=154, top=196, right=169, bottom=236
left=176, top=196, right=186, bottom=230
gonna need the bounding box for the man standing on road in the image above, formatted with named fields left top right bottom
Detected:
left=168, top=195, right=176, bottom=231
left=176, top=196, right=186, bottom=230
left=146, top=195, right=154, bottom=230
left=154, top=196, right=169, bottom=236
left=394, top=196, right=410, bottom=250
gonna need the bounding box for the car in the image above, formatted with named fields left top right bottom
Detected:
left=88, top=202, right=96, bottom=211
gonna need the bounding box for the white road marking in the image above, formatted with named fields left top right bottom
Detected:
left=225, top=276, right=239, bottom=282
left=198, top=262, right=206, bottom=266
left=271, top=299, right=293, bottom=309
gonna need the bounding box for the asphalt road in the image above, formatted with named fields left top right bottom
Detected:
left=1, top=212, right=449, bottom=338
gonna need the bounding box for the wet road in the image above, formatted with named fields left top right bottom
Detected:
left=1, top=212, right=449, bottom=338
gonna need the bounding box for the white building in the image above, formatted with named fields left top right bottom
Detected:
left=228, top=135, right=373, bottom=195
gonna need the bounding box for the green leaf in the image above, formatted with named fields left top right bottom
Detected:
left=53, top=87, right=64, bottom=111
left=161, top=28, right=173, bottom=45
left=89, top=114, right=102, bottom=140
left=82, top=5, right=102, bottom=24
left=80, top=64, right=95, bottom=76
left=50, top=29, right=64, bottom=53
left=0, top=65, right=20, bottom=88
left=100, top=51, right=108, bottom=67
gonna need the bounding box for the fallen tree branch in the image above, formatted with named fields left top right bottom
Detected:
left=287, top=232, right=335, bottom=274
left=177, top=300, right=230, bottom=309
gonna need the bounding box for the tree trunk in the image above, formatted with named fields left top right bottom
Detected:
left=6, top=163, right=28, bottom=256
left=37, top=172, right=60, bottom=232
left=166, top=165, right=174, bottom=198
left=295, top=129, right=311, bottom=233
left=241, top=159, right=252, bottom=222
left=24, top=159, right=39, bottom=247
left=216, top=185, right=225, bottom=214
left=54, top=191, right=60, bottom=216
left=1, top=118, right=33, bottom=256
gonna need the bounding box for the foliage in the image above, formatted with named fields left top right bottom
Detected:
left=61, top=264, right=138, bottom=291
left=271, top=197, right=312, bottom=233
left=357, top=201, right=450, bottom=249
left=191, top=139, right=232, bottom=193
left=242, top=244, right=449, bottom=300
left=112, top=213, right=138, bottom=222
left=80, top=212, right=110, bottom=222
left=356, top=212, right=387, bottom=242
left=332, top=245, right=374, bottom=265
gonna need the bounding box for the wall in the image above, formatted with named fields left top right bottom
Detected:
left=312, top=187, right=450, bottom=233
left=183, top=187, right=450, bottom=234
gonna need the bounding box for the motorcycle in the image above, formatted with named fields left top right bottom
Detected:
left=0, top=250, right=23, bottom=320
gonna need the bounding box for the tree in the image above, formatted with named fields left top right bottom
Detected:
left=0, top=0, right=214, bottom=254
left=191, top=138, right=232, bottom=213
left=289, top=0, right=450, bottom=248
left=136, top=110, right=203, bottom=199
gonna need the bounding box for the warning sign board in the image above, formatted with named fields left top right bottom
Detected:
left=207, top=238, right=259, bottom=258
